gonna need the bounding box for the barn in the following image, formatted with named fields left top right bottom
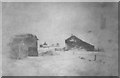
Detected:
left=9, top=34, right=39, bottom=59
left=65, top=35, right=95, bottom=51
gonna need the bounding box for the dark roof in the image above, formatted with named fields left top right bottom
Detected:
left=14, top=34, right=39, bottom=40
left=65, top=35, right=85, bottom=44
left=65, top=35, right=95, bottom=51
left=43, top=42, right=47, bottom=45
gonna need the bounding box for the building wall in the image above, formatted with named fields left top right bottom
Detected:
left=8, top=34, right=38, bottom=59
left=24, top=36, right=38, bottom=56
left=9, top=39, right=28, bottom=59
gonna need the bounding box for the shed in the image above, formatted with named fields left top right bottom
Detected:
left=9, top=34, right=39, bottom=59
left=65, top=35, right=95, bottom=51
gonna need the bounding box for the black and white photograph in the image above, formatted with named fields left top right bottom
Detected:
left=2, top=1, right=118, bottom=76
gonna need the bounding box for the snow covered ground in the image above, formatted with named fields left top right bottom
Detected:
left=2, top=50, right=118, bottom=76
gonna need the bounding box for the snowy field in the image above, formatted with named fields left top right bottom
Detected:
left=2, top=50, right=118, bottom=76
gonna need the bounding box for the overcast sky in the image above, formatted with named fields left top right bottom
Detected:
left=2, top=2, right=118, bottom=48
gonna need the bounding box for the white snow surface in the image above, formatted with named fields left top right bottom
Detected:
left=2, top=50, right=118, bottom=76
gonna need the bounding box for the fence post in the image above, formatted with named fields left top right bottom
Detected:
left=94, top=54, right=96, bottom=61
